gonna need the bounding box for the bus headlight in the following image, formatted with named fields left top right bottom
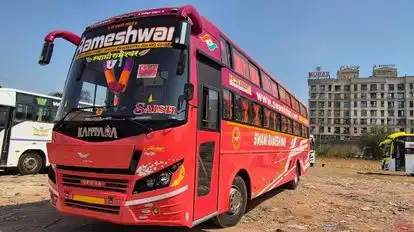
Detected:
left=159, top=172, right=170, bottom=186
left=146, top=178, right=155, bottom=188
left=133, top=159, right=184, bottom=194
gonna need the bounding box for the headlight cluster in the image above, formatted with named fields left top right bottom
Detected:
left=133, top=159, right=184, bottom=194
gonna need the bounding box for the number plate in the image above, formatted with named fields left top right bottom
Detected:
left=73, top=195, right=105, bottom=205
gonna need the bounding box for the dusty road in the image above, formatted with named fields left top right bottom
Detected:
left=0, top=158, right=413, bottom=232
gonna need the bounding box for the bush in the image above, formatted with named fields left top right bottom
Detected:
left=358, top=126, right=392, bottom=160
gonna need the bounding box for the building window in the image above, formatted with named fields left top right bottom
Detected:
left=397, top=84, right=405, bottom=91
left=370, top=84, right=377, bottom=91
left=353, top=84, right=358, bottom=91
left=320, top=85, right=325, bottom=91
left=334, top=85, right=341, bottom=91
left=361, top=84, right=367, bottom=91
left=311, top=85, right=317, bottom=91
left=361, top=110, right=367, bottom=117
left=389, top=84, right=394, bottom=91
left=381, top=84, right=385, bottom=90
left=361, top=101, right=367, bottom=108
left=344, top=85, right=350, bottom=91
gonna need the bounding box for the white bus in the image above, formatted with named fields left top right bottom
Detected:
left=0, top=88, right=92, bottom=175
left=309, top=135, right=316, bottom=167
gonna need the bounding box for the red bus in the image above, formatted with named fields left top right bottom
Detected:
left=39, top=5, right=310, bottom=228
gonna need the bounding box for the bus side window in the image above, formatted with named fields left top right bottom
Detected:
left=263, top=108, right=271, bottom=128
left=275, top=112, right=281, bottom=131
left=287, top=118, right=293, bottom=134
left=36, top=107, right=52, bottom=123
left=233, top=95, right=243, bottom=122
left=222, top=89, right=233, bottom=120
left=201, top=87, right=219, bottom=130
left=15, top=104, right=34, bottom=122
left=250, top=102, right=262, bottom=126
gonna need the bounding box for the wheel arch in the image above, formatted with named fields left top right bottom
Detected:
left=20, top=149, right=47, bottom=169
left=235, top=169, right=252, bottom=200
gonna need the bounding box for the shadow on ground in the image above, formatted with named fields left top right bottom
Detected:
left=0, top=200, right=214, bottom=232
left=0, top=186, right=287, bottom=232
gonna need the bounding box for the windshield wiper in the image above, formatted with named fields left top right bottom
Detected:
left=87, top=114, right=154, bottom=134
left=54, top=106, right=98, bottom=129
left=54, top=105, right=120, bottom=129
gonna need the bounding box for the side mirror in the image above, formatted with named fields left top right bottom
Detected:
left=172, top=20, right=190, bottom=50
left=184, top=83, right=194, bottom=101
left=39, top=41, right=54, bottom=65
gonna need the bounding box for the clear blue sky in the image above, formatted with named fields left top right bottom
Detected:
left=1, top=0, right=414, bottom=104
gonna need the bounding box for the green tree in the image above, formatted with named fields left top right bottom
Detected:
left=358, top=125, right=392, bottom=160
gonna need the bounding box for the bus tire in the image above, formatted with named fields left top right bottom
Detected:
left=213, top=176, right=247, bottom=228
left=17, top=152, right=43, bottom=175
left=284, top=164, right=300, bottom=190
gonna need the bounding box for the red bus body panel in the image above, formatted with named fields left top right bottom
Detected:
left=47, top=143, right=135, bottom=169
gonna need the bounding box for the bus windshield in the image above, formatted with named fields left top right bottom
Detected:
left=56, top=15, right=188, bottom=123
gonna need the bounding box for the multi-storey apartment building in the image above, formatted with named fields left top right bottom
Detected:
left=308, top=64, right=414, bottom=141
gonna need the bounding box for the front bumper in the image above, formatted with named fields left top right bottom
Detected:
left=48, top=180, right=190, bottom=227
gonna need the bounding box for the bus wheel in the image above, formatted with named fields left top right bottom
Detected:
left=285, top=164, right=300, bottom=190
left=18, top=152, right=43, bottom=175
left=213, top=176, right=247, bottom=227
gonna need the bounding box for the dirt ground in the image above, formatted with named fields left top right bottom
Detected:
left=0, top=158, right=413, bottom=232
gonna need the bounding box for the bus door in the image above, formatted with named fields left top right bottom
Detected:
left=193, top=52, right=222, bottom=222
left=404, top=141, right=414, bottom=174
left=0, top=106, right=14, bottom=166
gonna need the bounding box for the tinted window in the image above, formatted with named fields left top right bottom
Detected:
left=223, top=89, right=233, bottom=120
left=250, top=102, right=262, bottom=126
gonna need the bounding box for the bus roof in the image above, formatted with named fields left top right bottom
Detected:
left=0, top=88, right=61, bottom=101
left=386, top=132, right=414, bottom=140
left=379, top=138, right=392, bottom=147
left=0, top=88, right=93, bottom=106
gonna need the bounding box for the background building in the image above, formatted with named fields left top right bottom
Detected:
left=308, top=64, right=414, bottom=142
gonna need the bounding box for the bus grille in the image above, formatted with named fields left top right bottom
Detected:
left=62, top=174, right=129, bottom=193
left=65, top=199, right=120, bottom=214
